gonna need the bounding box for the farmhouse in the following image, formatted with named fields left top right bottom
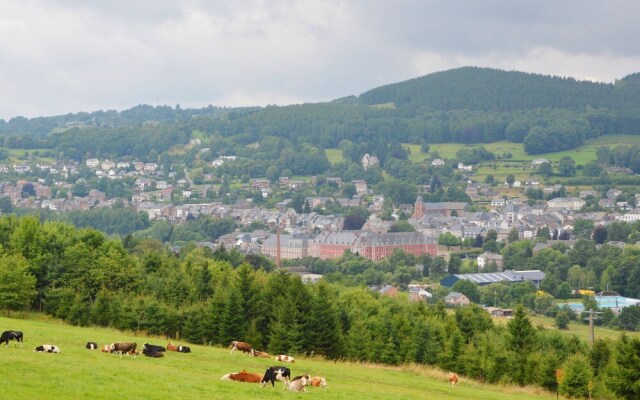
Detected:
left=444, top=292, right=470, bottom=306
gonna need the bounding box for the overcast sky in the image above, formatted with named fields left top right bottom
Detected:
left=2, top=0, right=639, bottom=120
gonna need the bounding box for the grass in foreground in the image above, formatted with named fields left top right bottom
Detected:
left=0, top=314, right=564, bottom=400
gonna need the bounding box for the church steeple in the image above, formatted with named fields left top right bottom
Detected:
left=412, top=196, right=425, bottom=219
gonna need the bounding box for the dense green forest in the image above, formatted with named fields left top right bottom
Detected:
left=0, top=215, right=639, bottom=399
left=1, top=67, right=639, bottom=161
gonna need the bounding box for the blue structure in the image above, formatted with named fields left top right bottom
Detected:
left=440, top=270, right=545, bottom=287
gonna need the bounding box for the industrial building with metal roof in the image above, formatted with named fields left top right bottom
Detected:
left=440, top=270, right=545, bottom=287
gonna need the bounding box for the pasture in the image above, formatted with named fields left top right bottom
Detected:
left=325, top=148, right=344, bottom=165
left=492, top=313, right=640, bottom=342
left=0, top=315, right=563, bottom=400
left=406, top=134, right=640, bottom=165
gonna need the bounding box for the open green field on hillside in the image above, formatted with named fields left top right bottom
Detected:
left=325, top=148, right=344, bottom=165
left=493, top=313, right=640, bottom=342
left=405, top=135, right=640, bottom=166
left=0, top=315, right=562, bottom=400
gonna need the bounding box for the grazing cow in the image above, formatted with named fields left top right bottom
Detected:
left=288, top=374, right=310, bottom=392
left=0, top=330, right=23, bottom=347
left=110, top=342, right=137, bottom=358
left=225, top=370, right=262, bottom=383
left=86, top=342, right=98, bottom=350
left=261, top=366, right=291, bottom=389
left=143, top=343, right=166, bottom=353
left=251, top=349, right=270, bottom=358
left=448, top=372, right=459, bottom=386
left=34, top=344, right=61, bottom=353
left=275, top=354, right=295, bottom=363
left=310, top=376, right=327, bottom=388
left=101, top=344, right=112, bottom=353
left=229, top=340, right=252, bottom=355
left=142, top=348, right=164, bottom=358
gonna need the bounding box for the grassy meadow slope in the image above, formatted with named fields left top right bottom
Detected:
left=0, top=315, right=562, bottom=400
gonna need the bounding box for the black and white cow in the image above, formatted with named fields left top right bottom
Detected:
left=143, top=343, right=166, bottom=353
left=86, top=342, right=98, bottom=350
left=177, top=345, right=191, bottom=353
left=142, top=348, right=164, bottom=358
left=261, top=366, right=291, bottom=390
left=34, top=344, right=60, bottom=353
left=0, top=331, right=23, bottom=347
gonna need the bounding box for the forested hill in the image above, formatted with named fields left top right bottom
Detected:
left=2, top=67, right=640, bottom=157
left=356, top=66, right=618, bottom=111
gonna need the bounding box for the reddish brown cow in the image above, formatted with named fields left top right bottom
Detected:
left=448, top=373, right=459, bottom=386
left=251, top=349, right=270, bottom=358
left=227, top=370, right=262, bottom=383
left=310, top=377, right=327, bottom=388
left=230, top=340, right=252, bottom=355
left=167, top=342, right=178, bottom=351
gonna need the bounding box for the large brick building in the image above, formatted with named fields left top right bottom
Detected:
left=261, top=234, right=311, bottom=260
left=310, top=231, right=437, bottom=261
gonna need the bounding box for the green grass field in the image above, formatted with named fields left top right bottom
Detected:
left=325, top=148, right=344, bottom=165
left=0, top=315, right=563, bottom=400
left=406, top=135, right=640, bottom=165
left=493, top=313, right=640, bottom=342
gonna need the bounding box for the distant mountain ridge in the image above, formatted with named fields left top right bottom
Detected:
left=1, top=66, right=640, bottom=159
left=356, top=66, right=626, bottom=112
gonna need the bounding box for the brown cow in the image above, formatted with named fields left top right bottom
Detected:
left=110, top=342, right=137, bottom=358
left=101, top=344, right=112, bottom=353
left=251, top=349, right=270, bottom=358
left=448, top=372, right=459, bottom=386
left=230, top=340, right=252, bottom=355
left=310, top=377, right=327, bottom=388
left=275, top=354, right=295, bottom=363
left=167, top=342, right=190, bottom=353
left=224, top=370, right=262, bottom=383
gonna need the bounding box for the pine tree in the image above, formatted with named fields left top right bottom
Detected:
left=346, top=319, right=371, bottom=361
left=560, top=354, right=592, bottom=398
left=218, top=288, right=246, bottom=346
left=306, top=281, right=343, bottom=359
left=506, top=305, right=537, bottom=386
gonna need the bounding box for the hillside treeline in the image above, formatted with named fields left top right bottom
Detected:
left=0, top=215, right=638, bottom=399
left=1, top=68, right=639, bottom=158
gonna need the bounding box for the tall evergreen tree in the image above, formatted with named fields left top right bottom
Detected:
left=506, top=305, right=537, bottom=386
left=306, top=281, right=343, bottom=359
left=218, top=287, right=246, bottom=346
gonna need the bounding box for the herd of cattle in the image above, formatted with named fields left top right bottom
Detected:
left=225, top=341, right=327, bottom=392
left=2, top=331, right=460, bottom=392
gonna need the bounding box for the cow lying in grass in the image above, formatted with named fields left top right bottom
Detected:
left=167, top=342, right=191, bottom=353
left=34, top=344, right=60, bottom=353
left=86, top=342, right=98, bottom=350
left=274, top=354, right=295, bottom=363
left=221, top=370, right=262, bottom=383
left=251, top=349, right=270, bottom=358
left=310, top=376, right=327, bottom=388
left=288, top=374, right=310, bottom=392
